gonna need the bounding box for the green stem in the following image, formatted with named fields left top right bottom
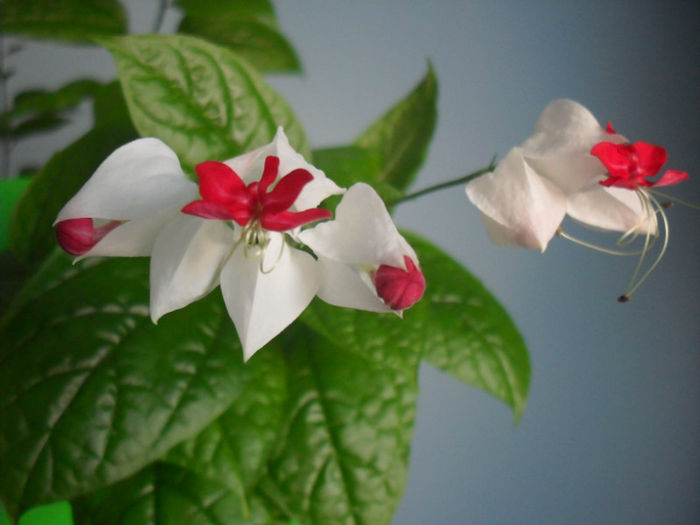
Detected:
left=391, top=154, right=497, bottom=206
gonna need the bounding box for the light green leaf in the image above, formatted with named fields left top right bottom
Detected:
left=301, top=232, right=530, bottom=419
left=8, top=84, right=136, bottom=265
left=0, top=0, right=127, bottom=42
left=260, top=328, right=418, bottom=525
left=355, top=65, right=437, bottom=191
left=176, top=0, right=301, bottom=72
left=101, top=34, right=309, bottom=173
left=0, top=255, right=252, bottom=519
left=72, top=463, right=282, bottom=525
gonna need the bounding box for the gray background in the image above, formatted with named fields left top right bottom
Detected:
left=4, top=1, right=699, bottom=524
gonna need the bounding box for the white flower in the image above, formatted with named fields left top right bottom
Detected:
left=56, top=128, right=344, bottom=360
left=299, top=183, right=425, bottom=314
left=465, top=99, right=656, bottom=251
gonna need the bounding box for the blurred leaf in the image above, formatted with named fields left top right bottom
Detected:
left=176, top=0, right=301, bottom=72
left=0, top=253, right=256, bottom=520
left=0, top=113, right=67, bottom=140
left=73, top=463, right=282, bottom=525
left=1, top=80, right=103, bottom=126
left=355, top=64, right=437, bottom=191
left=8, top=103, right=136, bottom=265
left=301, top=231, right=530, bottom=419
left=0, top=0, right=127, bottom=42
left=259, top=328, right=418, bottom=525
left=101, top=34, right=309, bottom=173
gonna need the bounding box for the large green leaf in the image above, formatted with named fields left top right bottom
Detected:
left=176, top=0, right=301, bottom=72
left=8, top=100, right=136, bottom=265
left=260, top=328, right=418, bottom=525
left=301, top=232, right=530, bottom=419
left=355, top=65, right=437, bottom=191
left=101, top=34, right=309, bottom=173
left=73, top=463, right=283, bottom=525
left=164, top=344, right=287, bottom=508
left=0, top=0, right=126, bottom=42
left=0, top=255, right=252, bottom=520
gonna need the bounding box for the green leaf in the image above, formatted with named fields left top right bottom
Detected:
left=100, top=34, right=309, bottom=173
left=355, top=64, right=437, bottom=191
left=0, top=255, right=253, bottom=519
left=311, top=145, right=402, bottom=206
left=176, top=0, right=301, bottom=72
left=260, top=328, right=418, bottom=525
left=8, top=83, right=136, bottom=265
left=73, top=463, right=281, bottom=525
left=301, top=232, right=530, bottom=419
left=1, top=80, right=103, bottom=124
left=0, top=0, right=127, bottom=42
left=164, top=344, right=287, bottom=509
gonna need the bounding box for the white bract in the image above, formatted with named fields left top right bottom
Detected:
left=465, top=99, right=656, bottom=251
left=55, top=129, right=424, bottom=360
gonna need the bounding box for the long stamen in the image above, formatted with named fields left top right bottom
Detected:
left=647, top=188, right=700, bottom=210
left=260, top=238, right=285, bottom=274
left=619, top=191, right=670, bottom=301
left=556, top=228, right=646, bottom=256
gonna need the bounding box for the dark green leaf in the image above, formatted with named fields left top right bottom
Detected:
left=301, top=231, right=530, bottom=419
left=73, top=463, right=281, bottom=525
left=260, top=328, right=418, bottom=525
left=176, top=0, right=301, bottom=72
left=1, top=0, right=127, bottom=42
left=0, top=255, right=252, bottom=519
left=8, top=84, right=136, bottom=265
left=1, top=80, right=103, bottom=124
left=355, top=65, right=437, bottom=191
left=100, top=34, right=309, bottom=173
left=164, top=343, right=287, bottom=506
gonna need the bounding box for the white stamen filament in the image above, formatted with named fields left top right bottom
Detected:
left=558, top=188, right=671, bottom=301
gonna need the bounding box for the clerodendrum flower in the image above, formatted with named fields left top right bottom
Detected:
left=465, top=98, right=689, bottom=300
left=55, top=128, right=425, bottom=359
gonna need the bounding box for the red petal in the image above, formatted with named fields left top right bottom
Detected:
left=653, top=169, right=689, bottom=187
left=55, top=218, right=120, bottom=255
left=606, top=121, right=617, bottom=134
left=261, top=207, right=331, bottom=231
left=182, top=200, right=251, bottom=225
left=591, top=142, right=634, bottom=178
left=196, top=161, right=247, bottom=205
left=373, top=256, right=425, bottom=310
left=631, top=142, right=666, bottom=177
left=258, top=156, right=280, bottom=195
left=261, top=168, right=314, bottom=214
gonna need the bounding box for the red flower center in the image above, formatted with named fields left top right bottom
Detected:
left=182, top=156, right=331, bottom=231
left=591, top=141, right=688, bottom=190
left=373, top=256, right=425, bottom=310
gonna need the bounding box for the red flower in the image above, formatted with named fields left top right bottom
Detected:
left=182, top=155, right=331, bottom=231
left=591, top=141, right=688, bottom=190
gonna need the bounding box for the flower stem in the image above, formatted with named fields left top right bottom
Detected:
left=391, top=154, right=497, bottom=206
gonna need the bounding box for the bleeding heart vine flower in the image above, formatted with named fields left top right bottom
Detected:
left=465, top=99, right=690, bottom=300
left=465, top=99, right=652, bottom=251
left=299, top=183, right=425, bottom=314
left=55, top=128, right=425, bottom=360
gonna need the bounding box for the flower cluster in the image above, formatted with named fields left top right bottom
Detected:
left=465, top=99, right=688, bottom=299
left=55, top=128, right=425, bottom=359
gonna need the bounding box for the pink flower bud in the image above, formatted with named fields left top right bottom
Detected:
left=55, top=218, right=120, bottom=255
left=374, top=256, right=425, bottom=310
